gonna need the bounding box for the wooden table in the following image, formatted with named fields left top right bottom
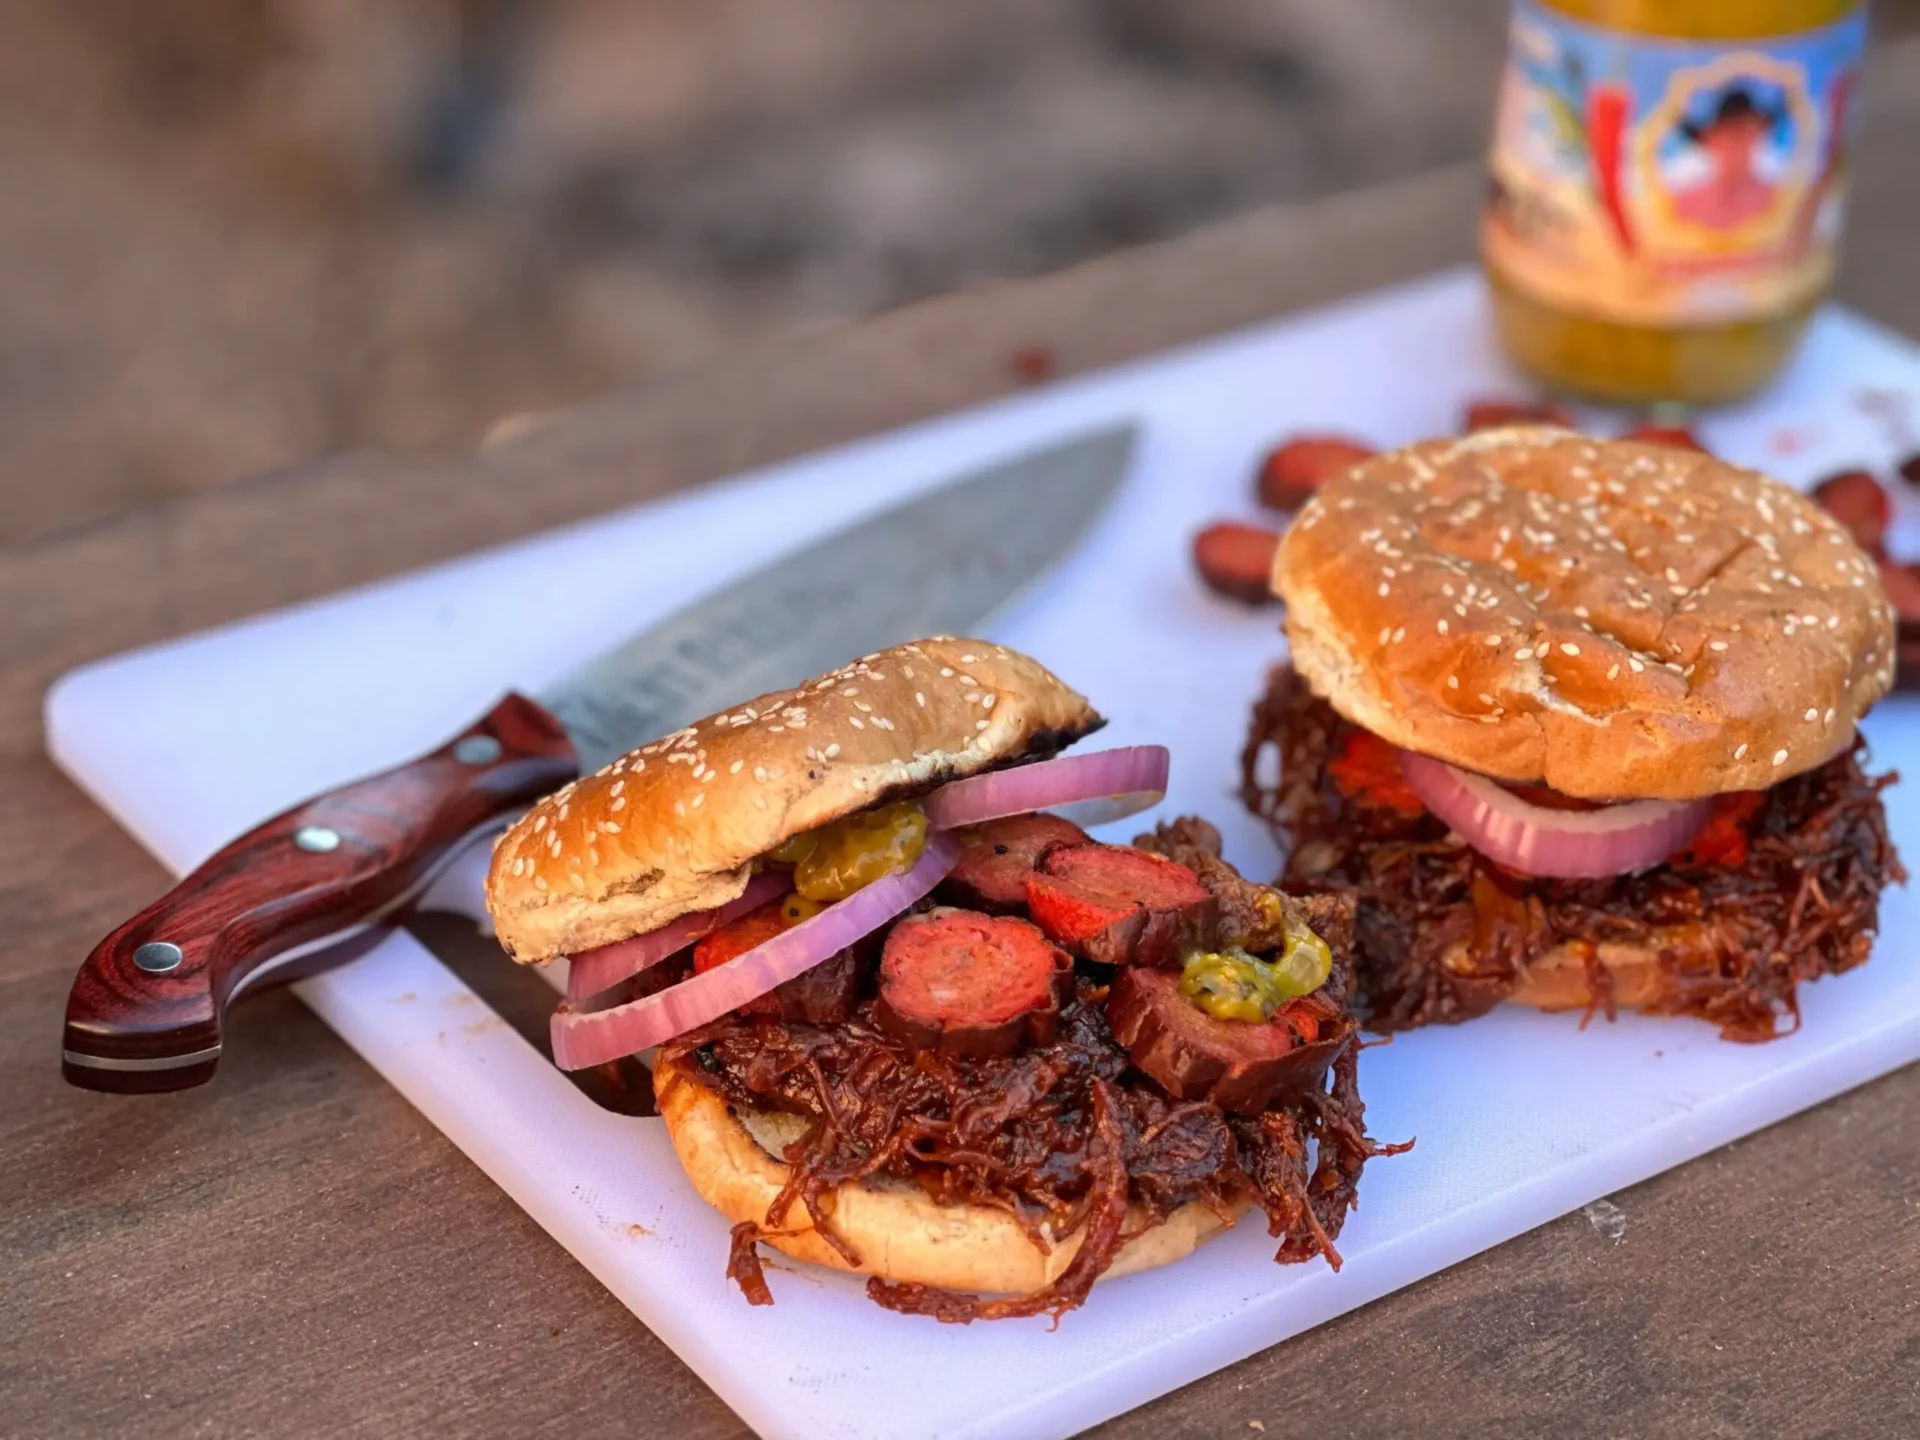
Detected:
left=7, top=40, right=1920, bottom=1439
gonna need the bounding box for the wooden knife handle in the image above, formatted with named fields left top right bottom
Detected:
left=63, top=692, right=578, bottom=1093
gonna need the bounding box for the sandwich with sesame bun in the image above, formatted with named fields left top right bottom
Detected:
left=1243, top=427, right=1904, bottom=1042
left=486, top=638, right=1397, bottom=1321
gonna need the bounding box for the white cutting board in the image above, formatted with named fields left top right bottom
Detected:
left=47, top=268, right=1920, bottom=1440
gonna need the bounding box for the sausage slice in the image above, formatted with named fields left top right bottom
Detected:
left=1462, top=397, right=1574, bottom=432
left=1619, top=423, right=1706, bottom=452
left=1025, top=843, right=1219, bottom=968
left=939, top=813, right=1092, bottom=913
left=1193, top=522, right=1283, bottom=605
left=1256, top=436, right=1376, bottom=512
left=1812, top=469, right=1892, bottom=556
left=1106, top=967, right=1349, bottom=1114
left=876, top=908, right=1073, bottom=1058
left=693, top=898, right=861, bottom=1023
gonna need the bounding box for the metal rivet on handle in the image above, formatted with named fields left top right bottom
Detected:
left=134, top=941, right=184, bottom=974
left=293, top=825, right=341, bottom=853
left=453, top=735, right=502, bottom=765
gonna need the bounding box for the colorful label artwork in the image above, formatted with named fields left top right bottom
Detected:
left=1484, top=2, right=1866, bottom=325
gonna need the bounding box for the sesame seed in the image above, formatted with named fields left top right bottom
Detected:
left=1378, top=582, right=1391, bottom=597
left=1447, top=676, right=1459, bottom=689
left=1805, top=708, right=1819, bottom=722
left=849, top=717, right=864, bottom=729
left=1629, top=658, right=1644, bottom=672
left=1735, top=744, right=1748, bottom=760
left=1438, top=619, right=1450, bottom=634
left=1379, top=627, right=1393, bottom=645
left=1773, top=749, right=1789, bottom=766
left=610, top=797, right=626, bottom=811
left=915, top=692, right=926, bottom=707
left=691, top=793, right=705, bottom=809
left=1484, top=634, right=1502, bottom=648
left=1709, top=641, right=1729, bottom=652
left=533, top=816, right=546, bottom=833
left=824, top=743, right=841, bottom=759
left=729, top=759, right=744, bottom=774
left=1825, top=709, right=1835, bottom=724
left=1560, top=643, right=1579, bottom=656
left=976, top=720, right=990, bottom=731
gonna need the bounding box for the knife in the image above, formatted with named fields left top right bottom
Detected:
left=62, top=423, right=1137, bottom=1093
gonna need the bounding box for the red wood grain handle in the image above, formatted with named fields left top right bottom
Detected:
left=62, top=692, right=578, bottom=1093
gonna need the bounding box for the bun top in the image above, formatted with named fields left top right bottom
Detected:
left=1275, top=427, right=1895, bottom=801
left=486, top=638, right=1101, bottom=961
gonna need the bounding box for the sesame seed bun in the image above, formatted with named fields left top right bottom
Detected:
left=655, top=1068, right=1237, bottom=1295
left=485, top=639, right=1102, bottom=961
left=1275, top=428, right=1896, bottom=801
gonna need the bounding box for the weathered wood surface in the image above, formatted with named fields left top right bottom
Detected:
left=5, top=39, right=1919, bottom=1440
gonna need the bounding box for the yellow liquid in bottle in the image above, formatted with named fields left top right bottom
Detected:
left=1483, top=0, right=1864, bottom=406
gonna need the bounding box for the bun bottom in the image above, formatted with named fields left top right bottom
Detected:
left=1507, top=938, right=1702, bottom=1014
left=656, top=1069, right=1240, bottom=1296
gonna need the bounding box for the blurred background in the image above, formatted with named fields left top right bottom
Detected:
left=7, top=0, right=1917, bottom=548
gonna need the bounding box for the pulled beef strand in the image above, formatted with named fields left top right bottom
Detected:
left=666, top=976, right=1386, bottom=1320
left=868, top=1077, right=1132, bottom=1324
left=1241, top=666, right=1905, bottom=1040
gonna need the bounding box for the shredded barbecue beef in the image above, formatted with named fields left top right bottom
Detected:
left=1241, top=665, right=1904, bottom=1041
left=661, top=839, right=1395, bottom=1323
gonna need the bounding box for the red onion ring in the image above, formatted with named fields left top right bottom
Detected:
left=1396, top=749, right=1715, bottom=879
left=563, top=869, right=790, bottom=1003
left=550, top=833, right=961, bottom=1070
left=922, top=745, right=1170, bottom=831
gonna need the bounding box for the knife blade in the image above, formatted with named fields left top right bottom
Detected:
left=61, top=422, right=1137, bottom=1092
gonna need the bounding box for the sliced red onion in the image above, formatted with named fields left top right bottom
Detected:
left=922, top=746, right=1170, bottom=831
left=550, top=833, right=961, bottom=1070
left=563, top=869, right=790, bottom=1003
left=1396, top=749, right=1714, bottom=879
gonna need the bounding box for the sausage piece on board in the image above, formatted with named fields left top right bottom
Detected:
left=1811, top=469, right=1892, bottom=557
left=1256, top=436, right=1377, bottom=512
left=1193, top=522, right=1282, bottom=605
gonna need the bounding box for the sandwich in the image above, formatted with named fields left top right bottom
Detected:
left=486, top=638, right=1393, bottom=1321
left=1244, top=427, right=1903, bottom=1041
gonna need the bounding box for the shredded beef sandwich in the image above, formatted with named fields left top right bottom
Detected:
left=486, top=639, right=1395, bottom=1321
left=1243, top=427, right=1903, bottom=1042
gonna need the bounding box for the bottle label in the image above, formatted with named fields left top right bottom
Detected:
left=1483, top=2, right=1865, bottom=326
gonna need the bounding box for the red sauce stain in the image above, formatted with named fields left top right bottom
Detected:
left=1009, top=345, right=1056, bottom=386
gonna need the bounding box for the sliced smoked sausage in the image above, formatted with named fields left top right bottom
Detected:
left=1462, top=397, right=1574, bottom=432
left=938, top=813, right=1092, bottom=913
left=1812, top=469, right=1892, bottom=556
left=1192, top=522, right=1283, bottom=605
left=1025, top=843, right=1218, bottom=968
left=1256, top=436, right=1377, bottom=512
left=1106, top=967, right=1350, bottom=1115
left=876, top=908, right=1073, bottom=1058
